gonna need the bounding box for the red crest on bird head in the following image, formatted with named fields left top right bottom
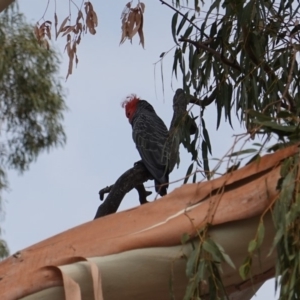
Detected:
left=122, top=94, right=140, bottom=123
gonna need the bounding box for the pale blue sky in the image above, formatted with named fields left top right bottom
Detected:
left=2, top=1, right=276, bottom=299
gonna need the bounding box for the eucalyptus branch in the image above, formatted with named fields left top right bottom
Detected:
left=179, top=37, right=242, bottom=72
left=188, top=88, right=217, bottom=107
left=95, top=163, right=152, bottom=219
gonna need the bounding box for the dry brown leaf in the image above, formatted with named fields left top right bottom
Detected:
left=120, top=23, right=127, bottom=44
left=46, top=26, right=51, bottom=40
left=120, top=1, right=131, bottom=20
left=65, top=39, right=74, bottom=80
left=138, top=25, right=145, bottom=48
left=34, top=21, right=52, bottom=49
left=119, top=2, right=145, bottom=48
left=91, top=10, right=98, bottom=27
left=62, top=25, right=76, bottom=37
left=129, top=10, right=142, bottom=39
left=139, top=2, right=145, bottom=13
left=54, top=13, right=58, bottom=38
left=76, top=10, right=84, bottom=24
left=57, top=16, right=69, bottom=39
left=76, top=22, right=83, bottom=32
left=76, top=35, right=81, bottom=45
left=138, top=7, right=144, bottom=48
left=72, top=42, right=77, bottom=54
left=84, top=2, right=98, bottom=35
left=127, top=11, right=136, bottom=39
left=36, top=1, right=97, bottom=79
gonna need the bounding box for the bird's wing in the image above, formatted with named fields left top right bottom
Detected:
left=133, top=113, right=169, bottom=184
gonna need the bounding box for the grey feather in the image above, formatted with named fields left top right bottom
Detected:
left=131, top=100, right=169, bottom=195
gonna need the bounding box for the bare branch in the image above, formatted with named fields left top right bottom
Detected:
left=95, top=162, right=151, bottom=219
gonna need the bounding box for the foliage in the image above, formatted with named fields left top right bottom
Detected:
left=0, top=6, right=67, bottom=258
left=178, top=229, right=235, bottom=299
left=156, top=0, right=300, bottom=179
left=272, top=152, right=300, bottom=299
left=161, top=0, right=300, bottom=298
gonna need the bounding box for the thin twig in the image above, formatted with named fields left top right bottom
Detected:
left=38, top=0, right=50, bottom=23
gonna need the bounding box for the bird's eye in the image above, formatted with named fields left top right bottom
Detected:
left=127, top=112, right=131, bottom=118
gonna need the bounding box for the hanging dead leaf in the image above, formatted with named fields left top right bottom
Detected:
left=62, top=25, right=76, bottom=37
left=46, top=26, right=51, bottom=40
left=140, top=2, right=145, bottom=13
left=138, top=25, right=145, bottom=48
left=129, top=10, right=141, bottom=39
left=138, top=7, right=145, bottom=48
left=36, top=1, right=97, bottom=79
left=119, top=2, right=145, bottom=48
left=34, top=21, right=52, bottom=49
left=54, top=13, right=58, bottom=38
left=85, top=1, right=98, bottom=35
left=76, top=10, right=84, bottom=24
left=56, top=16, right=69, bottom=39
left=65, top=37, right=74, bottom=80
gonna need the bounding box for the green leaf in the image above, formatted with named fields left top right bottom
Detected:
left=214, top=241, right=236, bottom=269
left=253, top=120, right=296, bottom=133
left=172, top=48, right=181, bottom=78
left=247, top=110, right=273, bottom=121
left=280, top=157, right=293, bottom=177
left=186, top=248, right=198, bottom=277
left=176, top=12, right=189, bottom=35
left=210, top=21, right=217, bottom=37
left=202, top=118, right=212, bottom=155
left=227, top=148, right=257, bottom=157
left=196, top=260, right=206, bottom=281
left=222, top=252, right=236, bottom=269
left=204, top=0, right=221, bottom=25
left=216, top=84, right=223, bottom=130
left=277, top=111, right=293, bottom=119
left=223, top=82, right=233, bottom=127
left=246, top=153, right=261, bottom=165
left=248, top=239, right=257, bottom=253
left=183, top=26, right=193, bottom=39
left=184, top=163, right=194, bottom=184
left=192, top=172, right=197, bottom=183
left=239, top=256, right=252, bottom=280
left=202, top=140, right=210, bottom=179
left=181, top=233, right=190, bottom=244
left=171, top=12, right=179, bottom=45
